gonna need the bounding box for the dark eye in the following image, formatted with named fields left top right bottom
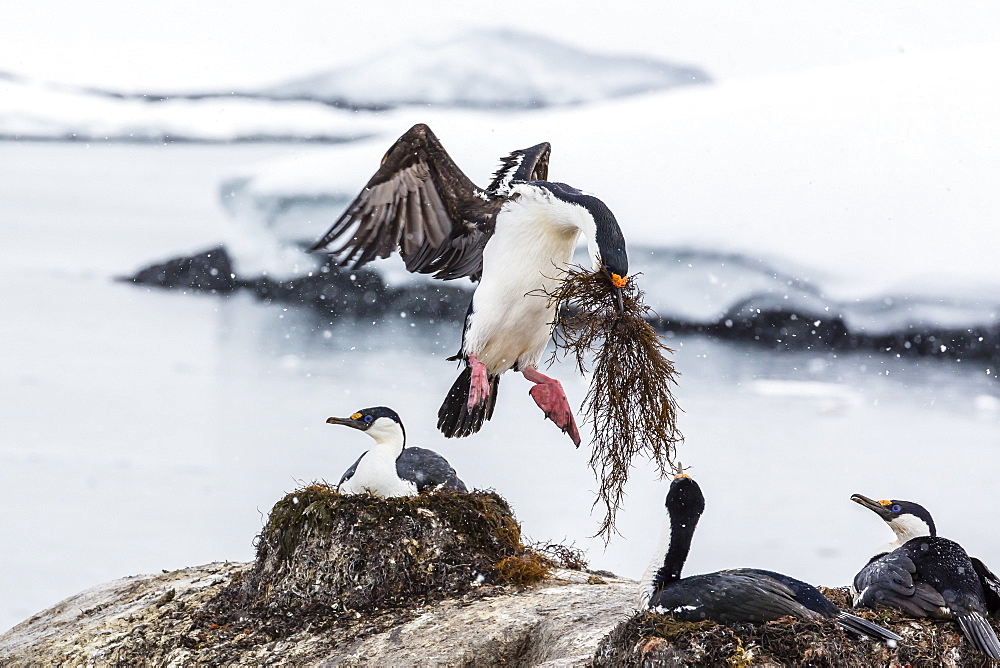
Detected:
left=891, top=504, right=901, bottom=513
left=363, top=415, right=374, bottom=423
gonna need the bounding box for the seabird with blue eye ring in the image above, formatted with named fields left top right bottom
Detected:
left=639, top=475, right=901, bottom=643
left=326, top=406, right=467, bottom=498
left=851, top=493, right=1000, bottom=659
left=309, top=124, right=629, bottom=445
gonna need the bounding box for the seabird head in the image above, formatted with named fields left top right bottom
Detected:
left=326, top=406, right=406, bottom=447
left=527, top=180, right=629, bottom=314
left=666, top=473, right=706, bottom=524
left=851, top=493, right=936, bottom=544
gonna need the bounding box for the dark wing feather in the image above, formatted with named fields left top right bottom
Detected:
left=652, top=571, right=818, bottom=623
left=836, top=612, right=904, bottom=642
left=395, top=447, right=467, bottom=493
left=337, top=452, right=366, bottom=490
left=485, top=141, right=551, bottom=195
left=740, top=570, right=902, bottom=641
left=956, top=611, right=1000, bottom=660
left=853, top=551, right=947, bottom=617
left=740, top=568, right=838, bottom=616
left=310, top=123, right=500, bottom=281
left=971, top=557, right=1000, bottom=615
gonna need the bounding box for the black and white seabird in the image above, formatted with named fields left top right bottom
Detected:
left=640, top=475, right=901, bottom=643
left=310, top=124, right=629, bottom=445
left=851, top=493, right=1000, bottom=659
left=326, top=406, right=467, bottom=497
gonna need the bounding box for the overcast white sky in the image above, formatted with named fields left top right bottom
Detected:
left=2, top=1, right=999, bottom=91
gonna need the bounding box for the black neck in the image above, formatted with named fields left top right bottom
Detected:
left=653, top=507, right=700, bottom=587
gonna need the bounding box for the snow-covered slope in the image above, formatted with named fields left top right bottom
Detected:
left=219, top=45, right=1000, bottom=337
left=262, top=29, right=708, bottom=109
left=0, top=29, right=707, bottom=142
left=0, top=75, right=377, bottom=142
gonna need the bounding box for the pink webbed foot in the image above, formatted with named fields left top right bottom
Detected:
left=467, top=354, right=491, bottom=410
left=523, top=366, right=581, bottom=446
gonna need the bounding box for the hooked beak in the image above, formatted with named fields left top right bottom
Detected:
left=612, top=284, right=624, bottom=315
left=604, top=269, right=627, bottom=315
left=326, top=416, right=363, bottom=431
left=851, top=493, right=894, bottom=520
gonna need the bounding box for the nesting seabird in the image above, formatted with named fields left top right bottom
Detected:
left=640, top=475, right=901, bottom=643
left=327, top=406, right=467, bottom=497
left=851, top=493, right=1000, bottom=659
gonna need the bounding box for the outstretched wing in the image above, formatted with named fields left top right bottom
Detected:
left=485, top=140, right=551, bottom=195
left=310, top=123, right=500, bottom=281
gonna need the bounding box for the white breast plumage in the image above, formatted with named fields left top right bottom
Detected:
left=462, top=188, right=585, bottom=374
left=339, top=447, right=417, bottom=497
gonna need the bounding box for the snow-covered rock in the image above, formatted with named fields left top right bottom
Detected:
left=262, top=29, right=709, bottom=109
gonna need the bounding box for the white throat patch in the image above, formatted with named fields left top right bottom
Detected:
left=887, top=514, right=933, bottom=548
left=337, top=417, right=414, bottom=498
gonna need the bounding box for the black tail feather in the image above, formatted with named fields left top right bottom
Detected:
left=957, top=612, right=1000, bottom=660
left=437, top=367, right=500, bottom=438
left=836, top=612, right=902, bottom=643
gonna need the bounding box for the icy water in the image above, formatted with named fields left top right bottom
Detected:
left=1, top=143, right=998, bottom=633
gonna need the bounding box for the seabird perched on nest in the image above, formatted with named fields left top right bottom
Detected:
left=851, top=493, right=1000, bottom=659
left=326, top=406, right=467, bottom=497
left=310, top=124, right=629, bottom=445
left=640, top=475, right=901, bottom=643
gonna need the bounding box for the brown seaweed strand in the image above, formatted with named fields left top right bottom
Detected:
left=543, top=266, right=684, bottom=539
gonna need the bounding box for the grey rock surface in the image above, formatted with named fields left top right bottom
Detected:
left=0, top=563, right=636, bottom=666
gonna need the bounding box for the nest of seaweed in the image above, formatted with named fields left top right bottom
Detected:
left=593, top=587, right=999, bottom=668
left=216, top=484, right=552, bottom=620
left=542, top=267, right=683, bottom=537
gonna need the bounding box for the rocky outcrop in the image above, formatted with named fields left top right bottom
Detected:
left=5, top=482, right=1000, bottom=668
left=0, top=562, right=635, bottom=666
left=7, top=564, right=1000, bottom=667
left=0, top=486, right=636, bottom=666
left=125, top=246, right=471, bottom=321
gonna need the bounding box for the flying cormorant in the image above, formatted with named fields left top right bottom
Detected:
left=310, top=124, right=629, bottom=445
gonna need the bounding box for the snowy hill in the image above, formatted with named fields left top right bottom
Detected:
left=262, top=29, right=709, bottom=109
left=0, top=30, right=707, bottom=142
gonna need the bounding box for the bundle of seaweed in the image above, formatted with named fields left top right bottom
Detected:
left=543, top=267, right=683, bottom=538
left=529, top=540, right=589, bottom=571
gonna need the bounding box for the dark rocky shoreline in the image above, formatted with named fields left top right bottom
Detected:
left=123, top=246, right=1000, bottom=370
